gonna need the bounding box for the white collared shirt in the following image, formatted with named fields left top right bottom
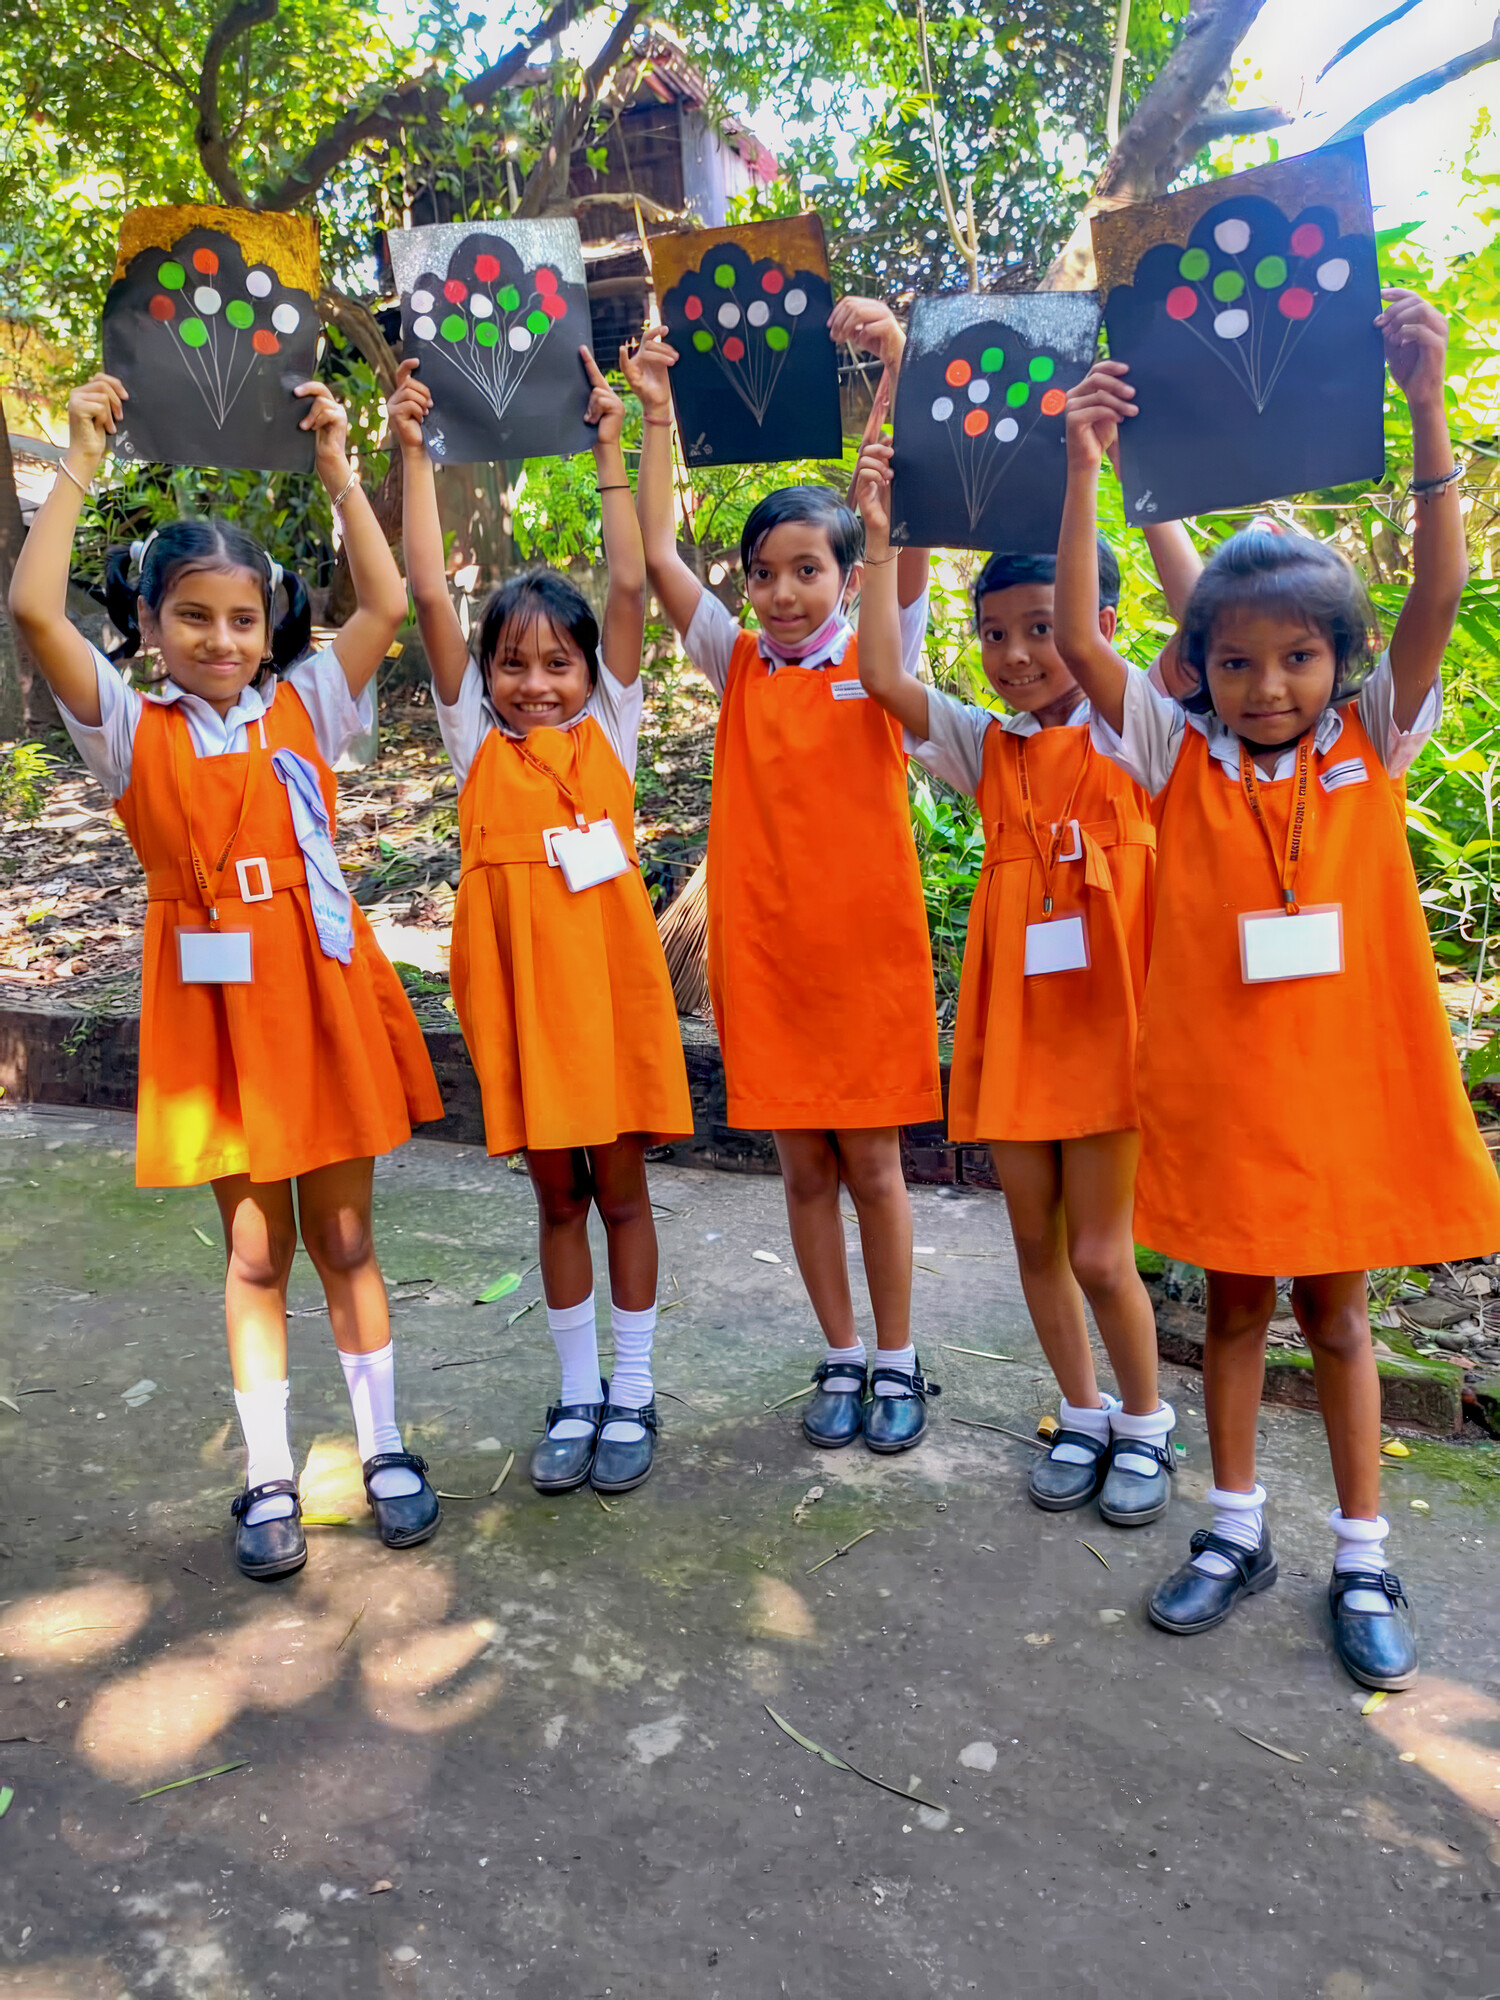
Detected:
left=684, top=588, right=931, bottom=698
left=1090, top=651, right=1440, bottom=797
left=434, top=654, right=643, bottom=793
left=57, top=642, right=373, bottom=802
left=906, top=685, right=1092, bottom=799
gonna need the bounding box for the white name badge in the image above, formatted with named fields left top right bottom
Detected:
left=1239, top=904, right=1344, bottom=984
left=1024, top=914, right=1089, bottom=976
left=830, top=678, right=868, bottom=701
left=177, top=927, right=253, bottom=984
left=543, top=817, right=630, bottom=894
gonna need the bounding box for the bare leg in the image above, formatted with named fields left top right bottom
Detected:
left=212, top=1173, right=297, bottom=1390
left=1292, top=1270, right=1381, bottom=1521
left=295, top=1156, right=389, bottom=1356
left=774, top=1129, right=859, bottom=1347
left=835, top=1126, right=912, bottom=1352
left=991, top=1139, right=1098, bottom=1408
left=1202, top=1270, right=1277, bottom=1492
left=527, top=1147, right=597, bottom=1309
left=1060, top=1129, right=1158, bottom=1416
left=586, top=1136, right=658, bottom=1313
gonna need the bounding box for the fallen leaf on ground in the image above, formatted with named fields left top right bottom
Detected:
left=1380, top=1439, right=1410, bottom=1458
left=474, top=1274, right=521, bottom=1303
left=135, top=1759, right=247, bottom=1801
left=0, top=1786, right=12, bottom=1818
left=764, top=1706, right=921, bottom=1804
left=191, top=1226, right=215, bottom=1248
left=1361, top=1690, right=1388, bottom=1716
left=752, top=1250, right=782, bottom=1265
left=489, top=1451, right=515, bottom=1495
left=369, top=1880, right=394, bottom=1895
left=1410, top=1499, right=1430, bottom=1512
left=1234, top=1728, right=1302, bottom=1764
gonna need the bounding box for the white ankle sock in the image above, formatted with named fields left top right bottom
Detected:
left=1109, top=1400, right=1175, bottom=1478
left=339, top=1342, right=421, bottom=1499
left=1191, top=1484, right=1267, bottom=1577
left=873, top=1344, right=916, bottom=1396
left=820, top=1338, right=867, bottom=1388
left=546, top=1295, right=603, bottom=1440
left=1330, top=1508, right=1391, bottom=1614
left=1052, top=1392, right=1118, bottom=1464
left=234, top=1377, right=296, bottom=1525
left=601, top=1301, right=656, bottom=1444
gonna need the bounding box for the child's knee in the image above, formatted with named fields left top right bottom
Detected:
left=301, top=1206, right=375, bottom=1277
left=230, top=1222, right=296, bottom=1291
left=593, top=1178, right=648, bottom=1235
left=1068, top=1233, right=1136, bottom=1300
left=779, top=1144, right=839, bottom=1208
left=1296, top=1293, right=1370, bottom=1361
left=839, top=1140, right=906, bottom=1210
left=1010, top=1218, right=1065, bottom=1276
left=535, top=1179, right=593, bottom=1231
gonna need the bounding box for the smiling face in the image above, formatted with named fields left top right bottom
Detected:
left=485, top=610, right=593, bottom=735
left=138, top=565, right=269, bottom=714
left=978, top=582, right=1117, bottom=729
left=744, top=520, right=855, bottom=648
left=1202, top=609, right=1338, bottom=758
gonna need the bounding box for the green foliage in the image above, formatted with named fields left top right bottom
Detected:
left=909, top=771, right=984, bottom=1012
left=0, top=741, right=59, bottom=820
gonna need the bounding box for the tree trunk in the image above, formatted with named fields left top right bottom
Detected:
left=0, top=396, right=56, bottom=738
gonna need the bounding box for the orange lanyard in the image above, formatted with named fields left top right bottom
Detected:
left=170, top=708, right=265, bottom=927
left=1240, top=737, right=1311, bottom=914
left=510, top=734, right=589, bottom=827
left=1015, top=731, right=1091, bottom=917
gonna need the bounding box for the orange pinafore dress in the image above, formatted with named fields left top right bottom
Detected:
left=117, top=693, right=442, bottom=1188
left=950, top=719, right=1156, bottom=1143
left=450, top=718, right=692, bottom=1157
left=707, top=629, right=941, bottom=1131
left=1136, top=713, right=1500, bottom=1274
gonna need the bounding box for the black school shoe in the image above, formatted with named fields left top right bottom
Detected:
left=1329, top=1567, right=1418, bottom=1690
left=362, top=1450, right=441, bottom=1549
left=1028, top=1429, right=1110, bottom=1511
left=1098, top=1431, right=1175, bottom=1526
left=230, top=1479, right=307, bottom=1581
left=1147, top=1527, right=1278, bottom=1635
left=862, top=1357, right=940, bottom=1454
left=802, top=1358, right=868, bottom=1448
left=529, top=1396, right=607, bottom=1494
left=590, top=1401, right=659, bottom=1494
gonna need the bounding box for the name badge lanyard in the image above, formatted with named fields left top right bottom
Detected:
left=1015, top=734, right=1091, bottom=917
left=171, top=710, right=265, bottom=928
left=511, top=735, right=591, bottom=830
left=1240, top=738, right=1311, bottom=915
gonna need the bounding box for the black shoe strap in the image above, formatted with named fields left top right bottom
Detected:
left=362, top=1449, right=430, bottom=1487
left=1187, top=1527, right=1260, bottom=1583
left=1330, top=1567, right=1406, bottom=1610
left=812, top=1358, right=868, bottom=1391
left=1047, top=1427, right=1109, bottom=1463
left=599, top=1400, right=658, bottom=1434
left=231, top=1477, right=300, bottom=1519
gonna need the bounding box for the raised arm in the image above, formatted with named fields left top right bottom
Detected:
left=830, top=296, right=930, bottom=609
left=388, top=359, right=469, bottom=707
left=586, top=349, right=646, bottom=687
left=620, top=326, right=703, bottom=639
left=1381, top=289, right=1467, bottom=730
left=8, top=373, right=125, bottom=725
left=851, top=379, right=930, bottom=741
left=1054, top=364, right=1135, bottom=737
left=300, top=382, right=409, bottom=699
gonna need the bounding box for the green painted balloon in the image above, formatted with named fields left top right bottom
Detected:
left=441, top=314, right=468, bottom=341
left=225, top=299, right=255, bottom=329
left=178, top=318, right=208, bottom=348
left=764, top=324, right=790, bottom=350
left=713, top=263, right=736, bottom=288
left=1178, top=247, right=1210, bottom=282
left=1212, top=269, right=1246, bottom=302
left=1254, top=255, right=1287, bottom=288
left=526, top=309, right=548, bottom=336
left=692, top=329, right=714, bottom=351
left=475, top=322, right=499, bottom=347
left=980, top=345, right=1005, bottom=373
left=1028, top=355, right=1054, bottom=382
left=498, top=284, right=520, bottom=311
left=157, top=261, right=186, bottom=289
left=1005, top=380, right=1030, bottom=408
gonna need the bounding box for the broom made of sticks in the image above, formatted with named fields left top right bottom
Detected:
left=657, top=858, right=711, bottom=1017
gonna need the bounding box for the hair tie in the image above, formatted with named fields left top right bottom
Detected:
left=129, top=529, right=160, bottom=574
left=1245, top=514, right=1286, bottom=537
left=266, top=557, right=284, bottom=601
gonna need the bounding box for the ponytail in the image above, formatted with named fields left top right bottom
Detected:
left=99, top=518, right=311, bottom=673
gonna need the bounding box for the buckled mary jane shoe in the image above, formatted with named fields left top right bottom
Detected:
left=1028, top=1428, right=1110, bottom=1512
left=1147, top=1527, right=1278, bottom=1635
left=1097, top=1430, right=1176, bottom=1526
left=362, top=1450, right=442, bottom=1549
left=802, top=1357, right=868, bottom=1448
left=590, top=1400, right=659, bottom=1495
left=230, top=1478, right=307, bottom=1582
left=1329, top=1567, right=1418, bottom=1690
left=529, top=1396, right=607, bottom=1494
left=862, top=1357, right=940, bottom=1454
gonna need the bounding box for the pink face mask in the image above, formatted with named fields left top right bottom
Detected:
left=757, top=609, right=850, bottom=666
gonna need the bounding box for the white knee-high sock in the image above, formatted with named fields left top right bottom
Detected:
left=1191, top=1483, right=1267, bottom=1576
left=1330, top=1508, right=1392, bottom=1614
left=234, top=1377, right=296, bottom=1525
left=601, top=1301, right=656, bottom=1444
left=339, top=1343, right=421, bottom=1498
left=1109, top=1400, right=1176, bottom=1478
left=546, top=1295, right=603, bottom=1440
left=1052, top=1391, right=1119, bottom=1464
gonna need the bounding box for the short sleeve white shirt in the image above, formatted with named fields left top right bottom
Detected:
left=433, top=655, right=643, bottom=792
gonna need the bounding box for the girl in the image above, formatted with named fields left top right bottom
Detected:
left=391, top=349, right=692, bottom=1497
left=9, top=372, right=445, bottom=1582
left=1053, top=296, right=1500, bottom=1689
left=625, top=312, right=943, bottom=1454
left=853, top=403, right=1190, bottom=1525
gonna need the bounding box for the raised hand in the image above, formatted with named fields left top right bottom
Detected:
left=1377, top=288, right=1448, bottom=409
left=295, top=380, right=352, bottom=487
left=66, top=373, right=127, bottom=477
left=828, top=297, right=906, bottom=369
left=1066, top=359, right=1137, bottom=473
left=386, top=357, right=432, bottom=454
left=619, top=325, right=678, bottom=421
left=582, top=348, right=626, bottom=446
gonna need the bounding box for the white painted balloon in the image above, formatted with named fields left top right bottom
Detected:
left=508, top=325, right=532, bottom=351
left=1213, top=307, right=1250, bottom=340
left=1316, top=257, right=1350, bottom=292
left=931, top=396, right=954, bottom=422
left=271, top=303, right=300, bottom=334
left=1213, top=218, right=1251, bottom=255
left=470, top=295, right=493, bottom=318
left=246, top=268, right=274, bottom=299
left=409, top=288, right=435, bottom=314
left=784, top=288, right=808, bottom=316
left=413, top=315, right=436, bottom=342
left=967, top=379, right=990, bottom=405
left=717, top=302, right=741, bottom=328
left=996, top=417, right=1019, bottom=442
left=747, top=300, right=770, bottom=327
left=193, top=286, right=221, bottom=315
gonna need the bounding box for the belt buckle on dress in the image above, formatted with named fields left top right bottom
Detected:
left=1052, top=818, right=1083, bottom=864
left=234, top=856, right=273, bottom=902
left=541, top=826, right=571, bottom=868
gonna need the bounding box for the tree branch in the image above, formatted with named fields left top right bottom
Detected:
left=318, top=285, right=401, bottom=397
left=196, top=0, right=278, bottom=205
left=1328, top=32, right=1500, bottom=144
left=515, top=2, right=646, bottom=218
left=1182, top=103, right=1291, bottom=145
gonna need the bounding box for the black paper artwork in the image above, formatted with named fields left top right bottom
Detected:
left=889, top=293, right=1101, bottom=553
left=388, top=219, right=594, bottom=465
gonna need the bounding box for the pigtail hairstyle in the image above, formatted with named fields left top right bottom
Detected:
left=740, top=487, right=865, bottom=579
left=101, top=518, right=311, bottom=674
left=1177, top=522, right=1380, bottom=715
left=477, top=569, right=601, bottom=687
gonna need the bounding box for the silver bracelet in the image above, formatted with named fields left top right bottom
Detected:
left=58, top=461, right=93, bottom=500
left=329, top=471, right=360, bottom=513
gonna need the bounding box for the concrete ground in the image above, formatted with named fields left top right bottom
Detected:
left=0, top=1103, right=1497, bottom=2000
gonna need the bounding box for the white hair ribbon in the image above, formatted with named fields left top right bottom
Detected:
left=266, top=557, right=284, bottom=601
left=129, top=529, right=160, bottom=574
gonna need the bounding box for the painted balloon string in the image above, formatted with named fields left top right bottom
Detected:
left=147, top=246, right=301, bottom=430
left=1161, top=212, right=1351, bottom=414
left=409, top=259, right=569, bottom=427
left=927, top=347, right=1068, bottom=534
left=681, top=262, right=809, bottom=424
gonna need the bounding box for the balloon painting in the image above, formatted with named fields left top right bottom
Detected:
left=652, top=215, right=841, bottom=467
left=102, top=205, right=321, bottom=473
left=1093, top=138, right=1384, bottom=524
left=889, top=292, right=1101, bottom=553
left=387, top=219, right=595, bottom=465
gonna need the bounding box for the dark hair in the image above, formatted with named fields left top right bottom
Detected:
left=103, top=518, right=310, bottom=672
left=1177, top=522, right=1379, bottom=715
left=739, top=486, right=864, bottom=579
left=476, top=568, right=600, bottom=687
left=972, top=538, right=1121, bottom=620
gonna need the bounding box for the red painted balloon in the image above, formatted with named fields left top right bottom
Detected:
left=1289, top=223, right=1324, bottom=258
left=945, top=358, right=972, bottom=387
left=761, top=268, right=784, bottom=293
left=542, top=294, right=567, bottom=320
left=963, top=408, right=988, bottom=437
left=1278, top=287, right=1314, bottom=320
left=252, top=329, right=280, bottom=354
left=722, top=336, right=745, bottom=362
left=148, top=294, right=175, bottom=321
left=474, top=254, right=501, bottom=282
left=192, top=247, right=219, bottom=275
left=1166, top=285, right=1198, bottom=320
left=1040, top=388, right=1067, bottom=416
left=684, top=294, right=703, bottom=320
left=444, top=279, right=467, bottom=303
left=535, top=268, right=559, bottom=295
